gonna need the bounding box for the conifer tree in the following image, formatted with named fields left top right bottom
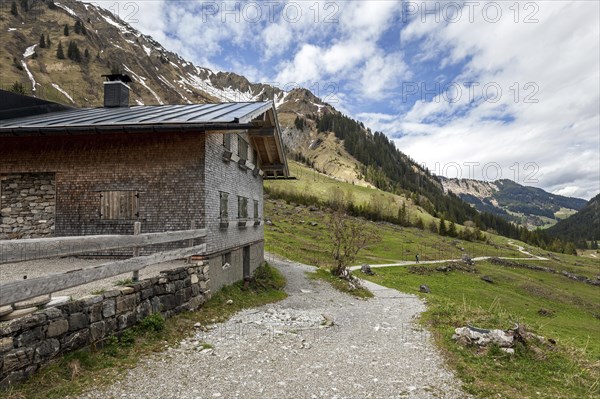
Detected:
left=10, top=1, right=18, bottom=16
left=39, top=34, right=46, bottom=48
left=439, top=217, right=447, bottom=236
left=448, top=221, right=457, bottom=237
left=63, top=24, right=69, bottom=36
left=46, top=34, right=51, bottom=48
left=10, top=81, right=25, bottom=94
left=67, top=41, right=81, bottom=62
left=56, top=41, right=65, bottom=59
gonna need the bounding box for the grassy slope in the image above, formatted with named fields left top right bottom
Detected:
left=361, top=262, right=600, bottom=398
left=265, top=161, right=523, bottom=267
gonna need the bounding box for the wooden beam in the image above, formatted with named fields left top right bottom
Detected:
left=266, top=109, right=275, bottom=125
left=262, top=138, right=274, bottom=164
left=0, top=243, right=207, bottom=307
left=262, top=164, right=285, bottom=171
left=0, top=229, right=207, bottom=264
left=248, top=128, right=276, bottom=137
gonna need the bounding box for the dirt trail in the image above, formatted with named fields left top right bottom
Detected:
left=350, top=241, right=548, bottom=271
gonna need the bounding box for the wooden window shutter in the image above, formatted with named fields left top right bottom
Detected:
left=100, top=191, right=138, bottom=220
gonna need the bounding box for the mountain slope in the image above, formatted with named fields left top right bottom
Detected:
left=1, top=0, right=286, bottom=107
left=547, top=194, right=600, bottom=244
left=441, top=177, right=587, bottom=228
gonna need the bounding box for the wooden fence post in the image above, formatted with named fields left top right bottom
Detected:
left=132, top=221, right=141, bottom=282
left=187, top=220, right=196, bottom=263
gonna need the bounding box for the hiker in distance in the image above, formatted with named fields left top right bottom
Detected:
left=415, top=254, right=420, bottom=263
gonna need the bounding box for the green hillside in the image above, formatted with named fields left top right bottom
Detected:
left=264, top=161, right=525, bottom=266
left=263, top=166, right=600, bottom=399
left=547, top=194, right=600, bottom=246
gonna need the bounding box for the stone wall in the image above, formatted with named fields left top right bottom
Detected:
left=0, top=173, right=56, bottom=239
left=0, top=260, right=211, bottom=388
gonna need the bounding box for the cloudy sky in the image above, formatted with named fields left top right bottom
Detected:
left=95, top=0, right=599, bottom=199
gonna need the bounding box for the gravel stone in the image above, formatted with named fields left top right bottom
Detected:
left=77, top=258, right=470, bottom=399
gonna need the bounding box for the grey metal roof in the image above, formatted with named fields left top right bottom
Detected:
left=0, top=102, right=273, bottom=131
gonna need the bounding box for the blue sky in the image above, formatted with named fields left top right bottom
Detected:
left=95, top=1, right=599, bottom=200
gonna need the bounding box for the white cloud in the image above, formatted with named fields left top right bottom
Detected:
left=359, top=52, right=410, bottom=100
left=378, top=1, right=600, bottom=199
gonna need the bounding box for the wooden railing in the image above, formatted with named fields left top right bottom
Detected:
left=0, top=225, right=207, bottom=307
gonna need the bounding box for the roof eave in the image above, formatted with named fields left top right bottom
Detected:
left=0, top=122, right=255, bottom=137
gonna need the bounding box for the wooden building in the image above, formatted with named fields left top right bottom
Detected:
left=0, top=78, right=288, bottom=289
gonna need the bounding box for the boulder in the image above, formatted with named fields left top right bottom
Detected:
left=360, top=264, right=375, bottom=275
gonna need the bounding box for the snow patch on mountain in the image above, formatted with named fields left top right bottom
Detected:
left=21, top=61, right=36, bottom=93
left=55, top=2, right=78, bottom=17
left=23, top=44, right=37, bottom=58
left=51, top=83, right=75, bottom=103
left=123, top=65, right=164, bottom=105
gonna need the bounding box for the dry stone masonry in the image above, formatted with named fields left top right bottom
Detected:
left=0, top=173, right=56, bottom=239
left=0, top=260, right=211, bottom=387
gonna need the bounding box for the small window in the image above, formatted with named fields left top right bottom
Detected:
left=223, top=133, right=231, bottom=150
left=238, top=196, right=248, bottom=219
left=222, top=252, right=231, bottom=266
left=219, top=192, right=229, bottom=219
left=253, top=200, right=259, bottom=220
left=253, top=149, right=258, bottom=165
left=100, top=191, right=138, bottom=220
left=238, top=135, right=248, bottom=161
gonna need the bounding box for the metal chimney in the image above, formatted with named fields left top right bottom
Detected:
left=101, top=74, right=132, bottom=108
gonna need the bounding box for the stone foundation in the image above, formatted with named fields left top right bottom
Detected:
left=0, top=260, right=211, bottom=388
left=0, top=173, right=56, bottom=239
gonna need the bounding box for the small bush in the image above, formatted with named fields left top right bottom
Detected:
left=251, top=262, right=286, bottom=291
left=119, top=330, right=135, bottom=347
left=139, top=314, right=165, bottom=333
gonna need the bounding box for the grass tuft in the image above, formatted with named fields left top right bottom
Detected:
left=307, top=268, right=374, bottom=299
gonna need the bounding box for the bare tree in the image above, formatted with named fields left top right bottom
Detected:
left=327, top=209, right=381, bottom=278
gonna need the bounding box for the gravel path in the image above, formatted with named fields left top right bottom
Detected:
left=78, top=259, right=470, bottom=399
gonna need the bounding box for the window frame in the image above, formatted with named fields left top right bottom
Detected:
left=253, top=199, right=259, bottom=220
left=222, top=252, right=232, bottom=267
left=237, top=196, right=248, bottom=219
left=219, top=191, right=229, bottom=220
left=238, top=135, right=248, bottom=161
left=223, top=133, right=231, bottom=150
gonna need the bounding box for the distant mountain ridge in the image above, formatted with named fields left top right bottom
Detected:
left=547, top=194, right=600, bottom=244
left=440, top=177, right=587, bottom=228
